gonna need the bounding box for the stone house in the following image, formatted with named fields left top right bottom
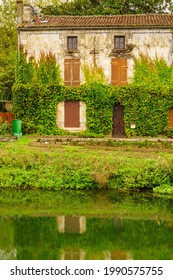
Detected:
left=17, top=0, right=173, bottom=135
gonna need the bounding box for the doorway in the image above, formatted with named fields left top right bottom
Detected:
left=112, top=102, right=125, bottom=137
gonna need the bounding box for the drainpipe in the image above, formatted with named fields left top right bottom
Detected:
left=16, top=1, right=23, bottom=59
left=17, top=31, right=20, bottom=58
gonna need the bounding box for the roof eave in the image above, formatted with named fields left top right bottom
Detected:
left=18, top=25, right=173, bottom=31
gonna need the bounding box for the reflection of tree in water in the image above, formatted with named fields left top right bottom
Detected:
left=0, top=248, right=17, bottom=260
left=0, top=217, right=16, bottom=260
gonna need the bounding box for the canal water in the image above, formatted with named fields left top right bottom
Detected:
left=0, top=189, right=173, bottom=260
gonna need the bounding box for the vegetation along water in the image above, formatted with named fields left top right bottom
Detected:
left=1, top=136, right=173, bottom=194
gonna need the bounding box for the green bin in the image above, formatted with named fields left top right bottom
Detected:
left=12, top=119, right=22, bottom=137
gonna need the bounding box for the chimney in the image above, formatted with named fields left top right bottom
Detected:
left=16, top=1, right=23, bottom=25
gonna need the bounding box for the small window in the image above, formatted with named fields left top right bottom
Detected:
left=67, top=36, right=77, bottom=50
left=114, top=36, right=125, bottom=49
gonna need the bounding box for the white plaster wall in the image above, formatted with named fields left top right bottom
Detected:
left=132, top=30, right=173, bottom=62
left=19, top=28, right=173, bottom=84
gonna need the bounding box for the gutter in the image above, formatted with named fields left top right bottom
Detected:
left=17, top=26, right=173, bottom=31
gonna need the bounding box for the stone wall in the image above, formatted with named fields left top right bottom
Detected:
left=19, top=28, right=173, bottom=84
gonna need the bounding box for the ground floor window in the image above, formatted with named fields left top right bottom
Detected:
left=64, top=101, right=80, bottom=128
left=57, top=101, right=86, bottom=132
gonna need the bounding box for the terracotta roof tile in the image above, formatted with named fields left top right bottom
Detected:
left=20, top=14, right=173, bottom=29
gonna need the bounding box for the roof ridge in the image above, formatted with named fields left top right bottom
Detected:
left=42, top=13, right=173, bottom=17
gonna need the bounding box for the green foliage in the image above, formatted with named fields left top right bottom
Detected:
left=35, top=53, right=62, bottom=84
left=153, top=184, right=173, bottom=194
left=109, top=157, right=173, bottom=191
left=83, top=64, right=107, bottom=84
left=132, top=55, right=173, bottom=86
left=0, top=0, right=17, bottom=100
left=1, top=139, right=173, bottom=194
left=15, top=52, right=62, bottom=85
left=83, top=83, right=115, bottom=135
left=13, top=52, right=173, bottom=137
left=13, top=83, right=173, bottom=137
left=164, top=127, right=173, bottom=138
left=41, top=0, right=173, bottom=16
left=0, top=116, right=11, bottom=135
left=15, top=53, right=34, bottom=84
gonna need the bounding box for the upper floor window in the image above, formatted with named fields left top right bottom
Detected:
left=114, top=36, right=125, bottom=49
left=67, top=36, right=78, bottom=50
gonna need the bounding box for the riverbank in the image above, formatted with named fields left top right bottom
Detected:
left=1, top=136, right=173, bottom=194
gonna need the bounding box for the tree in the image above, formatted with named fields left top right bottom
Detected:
left=0, top=0, right=17, bottom=100
left=41, top=0, right=173, bottom=16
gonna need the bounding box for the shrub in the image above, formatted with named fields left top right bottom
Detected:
left=0, top=117, right=11, bottom=135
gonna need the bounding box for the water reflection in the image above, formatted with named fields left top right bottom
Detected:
left=57, top=216, right=86, bottom=234
left=0, top=214, right=173, bottom=260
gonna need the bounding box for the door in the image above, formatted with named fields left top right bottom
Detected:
left=111, top=58, right=127, bottom=86
left=64, top=101, right=80, bottom=128
left=64, top=59, right=80, bottom=86
left=112, top=103, right=125, bottom=137
left=169, top=107, right=173, bottom=127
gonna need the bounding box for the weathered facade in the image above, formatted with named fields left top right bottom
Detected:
left=17, top=1, right=173, bottom=84
left=17, top=0, right=173, bottom=134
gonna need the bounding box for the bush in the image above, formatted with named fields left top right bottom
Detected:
left=0, top=117, right=11, bottom=135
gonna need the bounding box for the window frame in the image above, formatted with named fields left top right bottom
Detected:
left=114, top=36, right=125, bottom=50
left=67, top=36, right=78, bottom=50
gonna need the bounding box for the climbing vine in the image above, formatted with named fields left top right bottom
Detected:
left=13, top=53, right=173, bottom=136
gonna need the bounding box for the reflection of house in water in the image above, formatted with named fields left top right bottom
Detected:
left=104, top=250, right=133, bottom=260
left=57, top=215, right=86, bottom=234
left=103, top=218, right=133, bottom=260
left=57, top=215, right=86, bottom=260
left=60, top=249, right=85, bottom=260
left=57, top=215, right=132, bottom=260
left=113, top=218, right=124, bottom=231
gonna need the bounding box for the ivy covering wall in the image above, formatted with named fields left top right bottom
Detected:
left=12, top=53, right=173, bottom=137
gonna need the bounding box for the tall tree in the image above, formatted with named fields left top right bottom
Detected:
left=0, top=0, right=17, bottom=100
left=41, top=0, right=173, bottom=15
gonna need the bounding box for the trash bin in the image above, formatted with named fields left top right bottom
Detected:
left=12, top=119, right=22, bottom=137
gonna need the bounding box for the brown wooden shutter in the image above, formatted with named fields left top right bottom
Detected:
left=111, top=59, right=119, bottom=85
left=120, top=59, right=128, bottom=85
left=111, top=58, right=127, bottom=86
left=64, top=59, right=71, bottom=86
left=169, top=107, right=173, bottom=127
left=64, top=59, right=80, bottom=86
left=64, top=101, right=80, bottom=127
left=72, top=59, right=80, bottom=86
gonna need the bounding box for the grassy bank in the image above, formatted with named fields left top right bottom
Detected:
left=1, top=137, right=173, bottom=194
